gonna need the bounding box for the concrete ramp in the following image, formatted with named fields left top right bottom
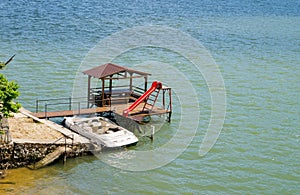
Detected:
left=28, top=146, right=71, bottom=169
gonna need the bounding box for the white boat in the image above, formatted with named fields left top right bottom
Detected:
left=64, top=116, right=138, bottom=148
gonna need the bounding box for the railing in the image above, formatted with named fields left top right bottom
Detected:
left=35, top=97, right=90, bottom=117
left=131, top=86, right=145, bottom=98
left=89, top=85, right=146, bottom=106
left=35, top=85, right=147, bottom=113
left=33, top=85, right=170, bottom=119
left=35, top=95, right=129, bottom=118
left=53, top=134, right=74, bottom=144
left=36, top=97, right=86, bottom=113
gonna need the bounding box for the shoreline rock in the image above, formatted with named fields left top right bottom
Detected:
left=0, top=142, right=90, bottom=170
left=0, top=108, right=92, bottom=170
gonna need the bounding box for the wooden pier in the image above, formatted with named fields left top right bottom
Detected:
left=32, top=102, right=171, bottom=122
left=32, top=63, right=172, bottom=123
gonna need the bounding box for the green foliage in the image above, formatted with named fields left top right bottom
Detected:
left=0, top=74, right=21, bottom=117
left=0, top=57, right=21, bottom=117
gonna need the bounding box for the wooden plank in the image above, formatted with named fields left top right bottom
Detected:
left=28, top=146, right=71, bottom=169
left=32, top=103, right=170, bottom=122
left=32, top=107, right=111, bottom=118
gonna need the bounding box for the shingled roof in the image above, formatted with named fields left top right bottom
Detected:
left=82, top=63, right=150, bottom=79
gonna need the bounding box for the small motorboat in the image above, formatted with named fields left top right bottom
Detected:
left=64, top=116, right=138, bottom=148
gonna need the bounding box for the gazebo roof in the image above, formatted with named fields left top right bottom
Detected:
left=82, top=63, right=150, bottom=79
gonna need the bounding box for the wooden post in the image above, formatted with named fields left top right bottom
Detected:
left=64, top=136, right=67, bottom=165
left=87, top=76, right=91, bottom=108
left=109, top=76, right=113, bottom=106
left=162, top=90, right=166, bottom=109
left=150, top=125, right=155, bottom=142
left=69, top=97, right=72, bottom=110
left=36, top=99, right=39, bottom=113
left=169, top=88, right=172, bottom=113
left=101, top=78, right=105, bottom=107
left=109, top=76, right=112, bottom=93
left=168, top=88, right=172, bottom=122
left=129, top=73, right=133, bottom=91
left=144, top=76, right=148, bottom=92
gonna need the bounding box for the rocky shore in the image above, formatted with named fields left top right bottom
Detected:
left=0, top=109, right=92, bottom=171
left=0, top=142, right=89, bottom=169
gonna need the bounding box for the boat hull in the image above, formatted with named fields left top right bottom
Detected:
left=64, top=116, right=138, bottom=148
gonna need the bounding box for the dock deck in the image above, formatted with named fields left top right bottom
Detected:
left=32, top=106, right=111, bottom=119
left=32, top=103, right=171, bottom=122
left=32, top=63, right=172, bottom=123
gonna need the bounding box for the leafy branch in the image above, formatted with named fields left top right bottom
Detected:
left=0, top=55, right=21, bottom=117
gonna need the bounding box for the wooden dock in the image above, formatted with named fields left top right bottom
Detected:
left=32, top=103, right=171, bottom=122
left=32, top=63, right=172, bottom=122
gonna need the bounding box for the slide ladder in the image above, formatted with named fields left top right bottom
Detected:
left=142, top=88, right=160, bottom=112
left=123, top=81, right=162, bottom=117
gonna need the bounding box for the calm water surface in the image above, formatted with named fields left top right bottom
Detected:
left=0, top=0, right=299, bottom=194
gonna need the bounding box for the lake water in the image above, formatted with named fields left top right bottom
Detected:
left=1, top=0, right=299, bottom=194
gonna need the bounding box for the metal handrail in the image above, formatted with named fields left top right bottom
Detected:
left=44, top=101, right=83, bottom=118
left=36, top=97, right=86, bottom=113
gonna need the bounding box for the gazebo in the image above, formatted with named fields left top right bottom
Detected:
left=32, top=63, right=172, bottom=122
left=82, top=63, right=151, bottom=108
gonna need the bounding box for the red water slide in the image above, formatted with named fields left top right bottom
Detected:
left=123, top=81, right=162, bottom=117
